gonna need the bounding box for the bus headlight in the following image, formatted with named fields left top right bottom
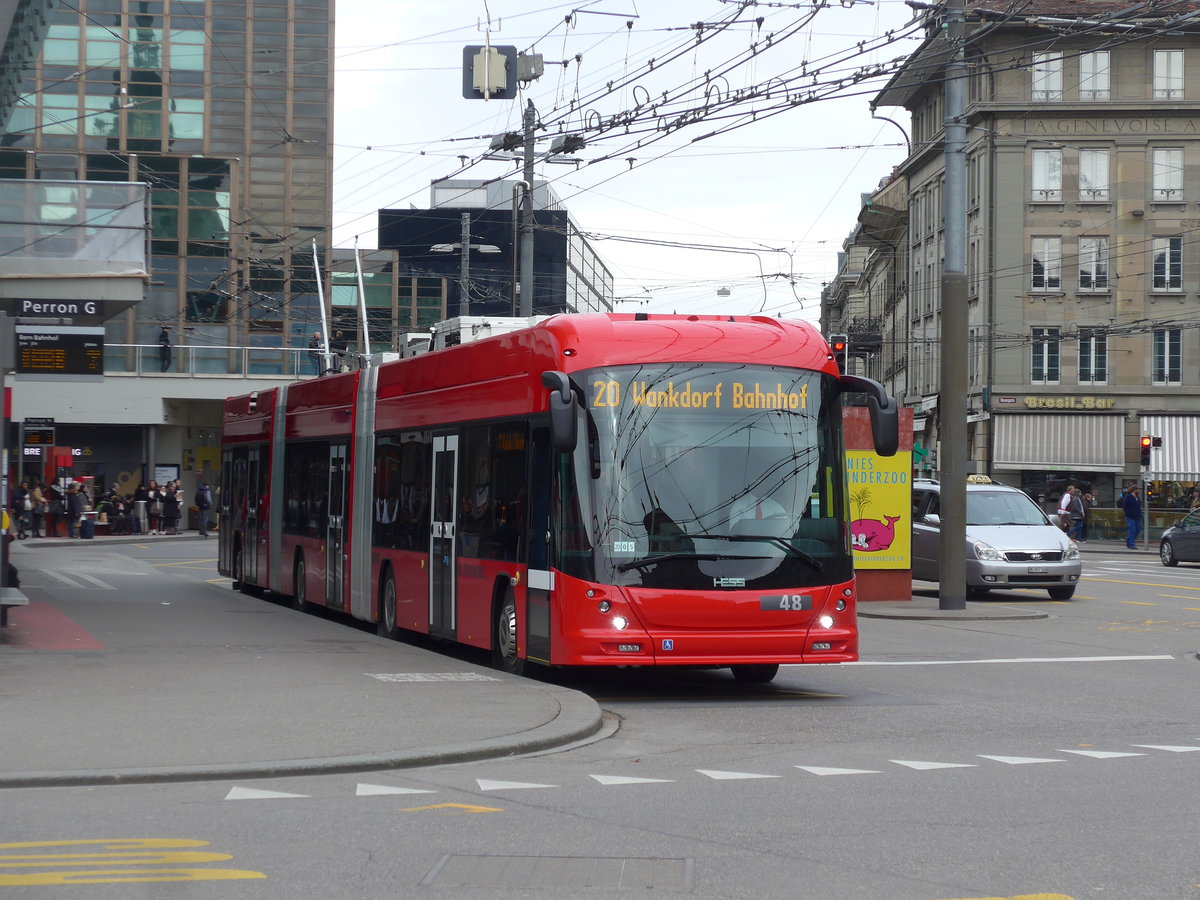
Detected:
left=612, top=616, right=628, bottom=630
left=817, top=615, right=834, bottom=629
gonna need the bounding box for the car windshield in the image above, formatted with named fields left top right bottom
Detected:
left=965, top=490, right=1050, bottom=527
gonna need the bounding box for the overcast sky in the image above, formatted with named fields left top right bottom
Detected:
left=332, top=0, right=920, bottom=321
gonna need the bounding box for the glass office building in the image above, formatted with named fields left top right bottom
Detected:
left=0, top=0, right=335, bottom=370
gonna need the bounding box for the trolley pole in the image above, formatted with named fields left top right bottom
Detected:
left=519, top=99, right=536, bottom=317
left=938, top=0, right=969, bottom=611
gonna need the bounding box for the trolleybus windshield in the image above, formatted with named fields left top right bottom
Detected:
left=567, top=362, right=851, bottom=590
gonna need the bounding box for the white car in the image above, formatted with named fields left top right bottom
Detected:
left=911, top=477, right=1082, bottom=600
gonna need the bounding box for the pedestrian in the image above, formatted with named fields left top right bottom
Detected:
left=195, top=481, right=213, bottom=537
left=161, top=481, right=181, bottom=535
left=146, top=480, right=163, bottom=534
left=29, top=482, right=46, bottom=538
left=1079, top=491, right=1094, bottom=542
left=66, top=482, right=87, bottom=538
left=330, top=329, right=348, bottom=370
left=158, top=326, right=172, bottom=373
left=307, top=331, right=324, bottom=375
left=1122, top=485, right=1143, bottom=550
left=1066, top=486, right=1086, bottom=541
left=45, top=481, right=65, bottom=537
left=1056, top=486, right=1076, bottom=534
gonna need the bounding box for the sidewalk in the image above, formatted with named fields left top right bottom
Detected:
left=0, top=534, right=603, bottom=789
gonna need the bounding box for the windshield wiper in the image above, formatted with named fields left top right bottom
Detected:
left=689, top=532, right=825, bottom=571
left=616, top=552, right=759, bottom=573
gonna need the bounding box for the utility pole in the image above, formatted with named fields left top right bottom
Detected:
left=459, top=212, right=471, bottom=317
left=938, top=0, right=969, bottom=611
left=519, top=99, right=536, bottom=317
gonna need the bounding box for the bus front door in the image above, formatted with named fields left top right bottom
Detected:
left=326, top=443, right=348, bottom=611
left=244, top=448, right=261, bottom=585
left=429, top=434, right=458, bottom=637
left=218, top=448, right=234, bottom=577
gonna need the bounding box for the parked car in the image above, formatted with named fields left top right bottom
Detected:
left=912, top=476, right=1082, bottom=600
left=1159, top=509, right=1200, bottom=566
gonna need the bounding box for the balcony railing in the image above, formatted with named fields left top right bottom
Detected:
left=104, top=343, right=353, bottom=378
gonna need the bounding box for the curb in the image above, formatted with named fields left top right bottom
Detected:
left=0, top=686, right=603, bottom=789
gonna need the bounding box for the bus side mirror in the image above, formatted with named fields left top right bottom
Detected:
left=541, top=370, right=578, bottom=452
left=839, top=374, right=899, bottom=457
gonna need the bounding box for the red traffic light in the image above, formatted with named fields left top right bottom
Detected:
left=1140, top=435, right=1153, bottom=448
left=831, top=340, right=846, bottom=352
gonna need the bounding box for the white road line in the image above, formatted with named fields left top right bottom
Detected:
left=890, top=760, right=977, bottom=770
left=356, top=784, right=436, bottom=796
left=71, top=572, right=116, bottom=590
left=476, top=779, right=556, bottom=791
left=589, top=775, right=674, bottom=785
left=42, top=570, right=83, bottom=588
left=1057, top=750, right=1146, bottom=759
left=977, top=755, right=1065, bottom=765
left=695, top=769, right=781, bottom=780
left=843, top=655, right=1175, bottom=666
left=225, top=787, right=308, bottom=800
left=795, top=765, right=882, bottom=776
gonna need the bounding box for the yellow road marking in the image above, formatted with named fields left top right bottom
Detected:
left=1119, top=600, right=1156, bottom=606
left=401, top=803, right=502, bottom=813
left=0, top=839, right=264, bottom=885
left=153, top=559, right=218, bottom=567
left=1085, top=577, right=1200, bottom=590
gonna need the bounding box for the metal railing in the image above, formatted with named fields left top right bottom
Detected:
left=104, top=343, right=354, bottom=378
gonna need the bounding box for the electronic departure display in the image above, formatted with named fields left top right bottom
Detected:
left=15, top=326, right=104, bottom=377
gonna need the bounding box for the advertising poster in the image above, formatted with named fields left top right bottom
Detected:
left=846, top=450, right=912, bottom=570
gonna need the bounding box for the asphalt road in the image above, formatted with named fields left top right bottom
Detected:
left=3, top=546, right=1198, bottom=899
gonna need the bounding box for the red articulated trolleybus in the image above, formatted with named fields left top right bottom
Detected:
left=219, top=313, right=897, bottom=683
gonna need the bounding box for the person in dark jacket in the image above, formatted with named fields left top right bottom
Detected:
left=195, top=482, right=213, bottom=537
left=1122, top=485, right=1143, bottom=550
left=158, top=326, right=172, bottom=373
left=161, top=481, right=181, bottom=535
left=66, top=482, right=87, bottom=538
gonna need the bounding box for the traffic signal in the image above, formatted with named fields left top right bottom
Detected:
left=1140, top=435, right=1152, bottom=467
left=829, top=334, right=848, bottom=371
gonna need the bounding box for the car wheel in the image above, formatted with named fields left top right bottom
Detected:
left=1160, top=540, right=1179, bottom=567
left=731, top=664, right=779, bottom=684
left=493, top=588, right=525, bottom=676
left=1048, top=586, right=1076, bottom=600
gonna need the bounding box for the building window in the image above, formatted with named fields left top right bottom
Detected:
left=1078, top=148, right=1109, bottom=201
left=1078, top=329, right=1108, bottom=384
left=1152, top=328, right=1182, bottom=384
left=1032, top=327, right=1061, bottom=384
left=1078, top=237, right=1109, bottom=291
left=1032, top=149, right=1062, bottom=201
left=1154, top=50, right=1184, bottom=100
left=1080, top=51, right=1110, bottom=100
left=1152, top=237, right=1183, bottom=291
left=1032, top=53, right=1063, bottom=101
left=1031, top=237, right=1062, bottom=291
left=1152, top=148, right=1183, bottom=200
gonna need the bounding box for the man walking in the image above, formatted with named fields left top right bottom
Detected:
left=1122, top=485, right=1143, bottom=550
left=195, top=481, right=213, bottom=537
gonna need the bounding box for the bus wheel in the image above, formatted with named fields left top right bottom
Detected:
left=232, top=543, right=245, bottom=591
left=493, top=589, right=525, bottom=676
left=378, top=571, right=399, bottom=640
left=292, top=556, right=309, bottom=612
left=731, top=664, right=779, bottom=684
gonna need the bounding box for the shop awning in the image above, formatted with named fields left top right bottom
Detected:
left=993, top=413, right=1125, bottom=472
left=1140, top=415, right=1200, bottom=480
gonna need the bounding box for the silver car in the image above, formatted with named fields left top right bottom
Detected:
left=911, top=477, right=1082, bottom=600
left=1160, top=509, right=1200, bottom=566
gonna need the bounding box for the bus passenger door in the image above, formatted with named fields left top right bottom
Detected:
left=218, top=448, right=235, bottom=576
left=429, top=434, right=458, bottom=637
left=244, top=448, right=261, bottom=585
left=326, top=443, right=348, bottom=611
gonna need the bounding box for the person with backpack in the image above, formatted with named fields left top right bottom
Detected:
left=195, top=481, right=213, bottom=537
